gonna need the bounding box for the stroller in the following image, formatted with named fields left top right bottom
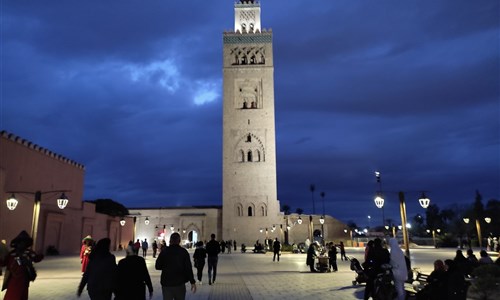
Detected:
left=348, top=256, right=368, bottom=285
left=372, top=264, right=396, bottom=300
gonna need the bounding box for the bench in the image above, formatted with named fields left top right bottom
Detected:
left=405, top=271, right=429, bottom=299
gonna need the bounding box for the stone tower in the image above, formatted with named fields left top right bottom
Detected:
left=222, top=0, right=282, bottom=245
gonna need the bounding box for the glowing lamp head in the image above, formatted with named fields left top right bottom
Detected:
left=418, top=193, right=430, bottom=208
left=374, top=196, right=385, bottom=208
left=120, top=218, right=126, bottom=226
left=6, top=194, right=18, bottom=210
left=319, top=216, right=325, bottom=224
left=57, top=193, right=69, bottom=209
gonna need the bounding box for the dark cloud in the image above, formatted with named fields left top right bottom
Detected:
left=2, top=0, right=498, bottom=227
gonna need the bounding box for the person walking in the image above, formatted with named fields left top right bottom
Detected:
left=205, top=233, right=221, bottom=285
left=77, top=238, right=117, bottom=300
left=328, top=242, right=338, bottom=272
left=141, top=239, right=149, bottom=258
left=233, top=240, right=237, bottom=251
left=134, top=239, right=141, bottom=256
left=152, top=240, right=158, bottom=258
left=193, top=241, right=207, bottom=284
left=155, top=232, right=196, bottom=300
left=272, top=238, right=281, bottom=262
left=306, top=242, right=318, bottom=272
left=0, top=239, right=8, bottom=276
left=80, top=235, right=93, bottom=273
left=115, top=249, right=153, bottom=300
left=1, top=230, right=44, bottom=300
left=339, top=241, right=347, bottom=261
left=389, top=238, right=408, bottom=300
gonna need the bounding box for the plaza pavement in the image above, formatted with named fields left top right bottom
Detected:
left=1, top=246, right=495, bottom=300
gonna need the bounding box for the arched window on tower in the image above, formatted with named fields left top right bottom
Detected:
left=237, top=204, right=243, bottom=217
left=251, top=101, right=257, bottom=108
left=246, top=134, right=251, bottom=142
left=242, top=102, right=248, bottom=109
left=256, top=150, right=261, bottom=162
left=248, top=206, right=253, bottom=216
left=250, top=55, right=256, bottom=64
left=240, top=150, right=245, bottom=162
left=247, top=151, right=253, bottom=162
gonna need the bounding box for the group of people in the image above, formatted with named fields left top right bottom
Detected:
left=306, top=241, right=348, bottom=273
left=417, top=248, right=500, bottom=300
left=360, top=238, right=411, bottom=300
left=76, top=232, right=231, bottom=300
left=77, top=236, right=154, bottom=300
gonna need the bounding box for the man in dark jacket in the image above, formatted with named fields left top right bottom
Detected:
left=273, top=238, right=281, bottom=262
left=115, top=251, right=153, bottom=300
left=155, top=233, right=196, bottom=299
left=205, top=233, right=221, bottom=285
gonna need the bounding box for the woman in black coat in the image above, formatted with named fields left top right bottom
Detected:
left=77, top=238, right=117, bottom=300
left=115, top=251, right=153, bottom=300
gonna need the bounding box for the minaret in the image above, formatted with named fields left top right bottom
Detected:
left=222, top=0, right=282, bottom=245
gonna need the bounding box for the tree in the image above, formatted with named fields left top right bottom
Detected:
left=87, top=199, right=129, bottom=217
left=295, top=208, right=304, bottom=215
left=473, top=190, right=485, bottom=220
left=282, top=204, right=291, bottom=215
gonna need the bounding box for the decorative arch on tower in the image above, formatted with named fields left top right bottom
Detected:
left=230, top=46, right=266, bottom=66
left=247, top=203, right=255, bottom=217
left=235, top=133, right=265, bottom=163
left=258, top=203, right=267, bottom=216
left=235, top=203, right=244, bottom=217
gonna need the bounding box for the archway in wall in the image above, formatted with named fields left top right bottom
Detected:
left=188, top=231, right=198, bottom=248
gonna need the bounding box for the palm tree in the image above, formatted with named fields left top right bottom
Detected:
left=320, top=192, right=325, bottom=216
left=310, top=184, right=316, bottom=214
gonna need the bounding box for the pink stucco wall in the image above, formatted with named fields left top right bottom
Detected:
left=0, top=131, right=133, bottom=254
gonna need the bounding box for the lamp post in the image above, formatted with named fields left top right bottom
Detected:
left=6, top=190, right=70, bottom=251
left=375, top=171, right=386, bottom=227
left=309, top=215, right=313, bottom=243
left=320, top=192, right=325, bottom=245
left=374, top=190, right=430, bottom=257
left=426, top=228, right=440, bottom=248
left=463, top=217, right=490, bottom=248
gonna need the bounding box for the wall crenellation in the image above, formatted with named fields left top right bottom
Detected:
left=1, top=130, right=85, bottom=169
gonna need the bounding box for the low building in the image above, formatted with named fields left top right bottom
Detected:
left=0, top=131, right=133, bottom=254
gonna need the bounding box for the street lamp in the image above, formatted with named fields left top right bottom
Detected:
left=6, top=190, right=70, bottom=251
left=120, top=218, right=126, bottom=226
left=462, top=217, right=489, bottom=248
left=374, top=171, right=386, bottom=227
left=373, top=190, right=430, bottom=257
left=320, top=192, right=325, bottom=245
left=145, top=217, right=150, bottom=225
left=426, top=228, right=440, bottom=248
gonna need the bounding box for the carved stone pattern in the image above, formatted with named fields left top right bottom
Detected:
left=230, top=46, right=265, bottom=66
left=223, top=34, right=272, bottom=44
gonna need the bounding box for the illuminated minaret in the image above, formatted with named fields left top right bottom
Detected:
left=222, top=0, right=281, bottom=244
